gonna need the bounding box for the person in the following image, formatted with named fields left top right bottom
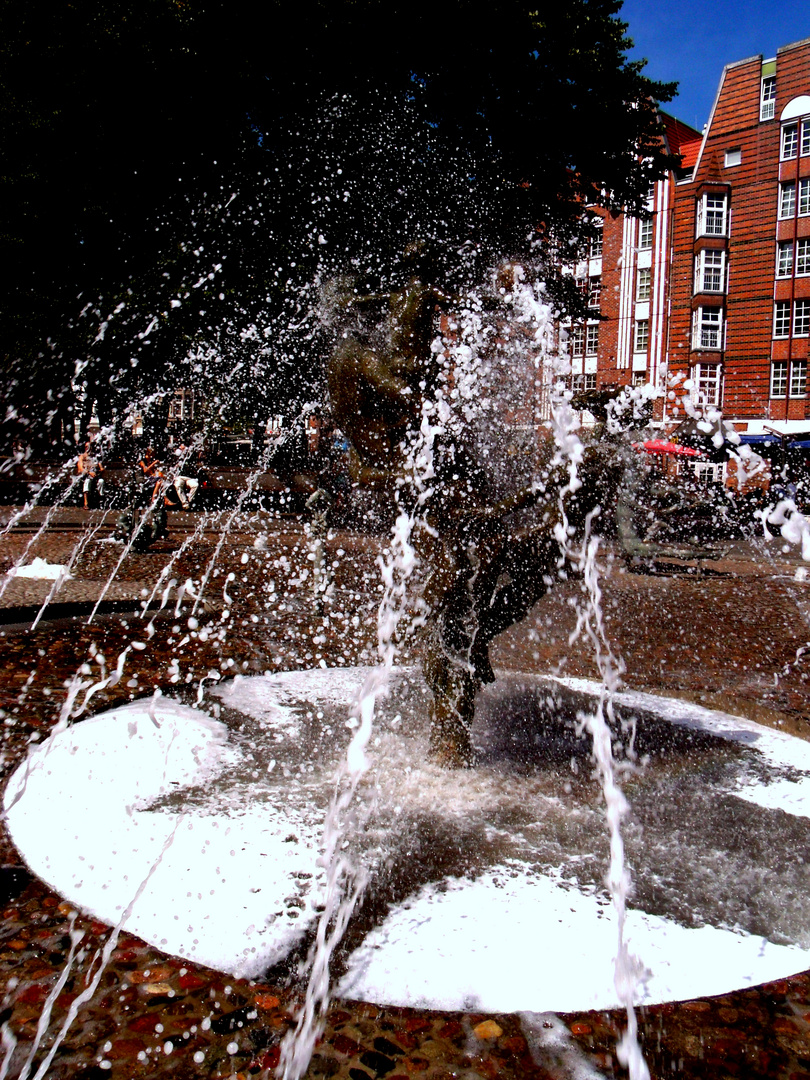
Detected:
left=173, top=443, right=200, bottom=509
left=137, top=447, right=162, bottom=505
left=77, top=441, right=105, bottom=509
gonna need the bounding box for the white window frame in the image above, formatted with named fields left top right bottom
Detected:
left=636, top=267, right=651, bottom=300
left=588, top=276, right=601, bottom=308
left=568, top=324, right=585, bottom=356
left=761, top=76, right=776, bottom=121
left=694, top=461, right=724, bottom=485
left=791, top=358, right=808, bottom=397
left=782, top=123, right=799, bottom=160
left=573, top=372, right=597, bottom=393
left=724, top=148, right=741, bottom=168
left=780, top=182, right=796, bottom=219
left=696, top=193, right=728, bottom=237
left=774, top=300, right=791, bottom=337
left=795, top=298, right=810, bottom=337
left=693, top=363, right=723, bottom=407
left=772, top=359, right=808, bottom=398
left=692, top=307, right=724, bottom=350
left=694, top=249, right=726, bottom=293
left=588, top=222, right=603, bottom=258
left=638, top=217, right=653, bottom=249
left=803, top=118, right=810, bottom=157
left=585, top=323, right=599, bottom=355
left=798, top=238, right=810, bottom=276
left=771, top=360, right=788, bottom=397
left=777, top=241, right=794, bottom=277
left=801, top=178, right=810, bottom=216
left=634, top=319, right=649, bottom=352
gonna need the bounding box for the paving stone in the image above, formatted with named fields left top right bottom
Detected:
left=2, top=511, right=810, bottom=1078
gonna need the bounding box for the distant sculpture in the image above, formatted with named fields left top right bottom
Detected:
left=327, top=249, right=620, bottom=766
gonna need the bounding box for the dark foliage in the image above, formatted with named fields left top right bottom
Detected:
left=0, top=0, right=675, bottom=453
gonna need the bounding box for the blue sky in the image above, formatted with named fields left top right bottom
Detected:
left=619, top=0, right=810, bottom=132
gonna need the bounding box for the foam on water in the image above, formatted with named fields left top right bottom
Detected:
left=7, top=668, right=810, bottom=1007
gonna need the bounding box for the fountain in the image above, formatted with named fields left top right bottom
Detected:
left=4, top=34, right=810, bottom=1080
left=5, top=249, right=810, bottom=1080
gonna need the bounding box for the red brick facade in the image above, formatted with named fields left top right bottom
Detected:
left=581, top=36, right=810, bottom=438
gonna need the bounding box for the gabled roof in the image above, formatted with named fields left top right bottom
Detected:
left=659, top=111, right=703, bottom=171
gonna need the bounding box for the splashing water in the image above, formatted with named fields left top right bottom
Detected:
left=278, top=396, right=444, bottom=1080
left=278, top=270, right=650, bottom=1079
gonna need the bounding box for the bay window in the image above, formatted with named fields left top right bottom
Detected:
left=696, top=193, right=728, bottom=237
left=693, top=307, right=724, bottom=350
left=694, top=249, right=725, bottom=292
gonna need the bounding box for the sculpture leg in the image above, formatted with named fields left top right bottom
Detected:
left=421, top=623, right=480, bottom=768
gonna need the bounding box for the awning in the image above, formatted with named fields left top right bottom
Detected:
left=638, top=440, right=703, bottom=457
left=738, top=434, right=810, bottom=449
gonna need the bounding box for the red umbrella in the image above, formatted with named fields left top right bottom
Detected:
left=639, top=440, right=702, bottom=457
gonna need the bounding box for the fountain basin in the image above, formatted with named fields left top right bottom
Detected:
left=6, top=667, right=810, bottom=1012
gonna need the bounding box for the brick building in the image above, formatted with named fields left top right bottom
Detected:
left=573, top=36, right=810, bottom=440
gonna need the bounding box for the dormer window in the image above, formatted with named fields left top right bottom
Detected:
left=761, top=75, right=776, bottom=121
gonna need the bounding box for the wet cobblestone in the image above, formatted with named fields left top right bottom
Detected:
left=1, top=506, right=810, bottom=1077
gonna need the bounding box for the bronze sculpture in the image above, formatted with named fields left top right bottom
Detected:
left=327, top=249, right=621, bottom=766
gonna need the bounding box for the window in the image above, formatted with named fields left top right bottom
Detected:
left=725, top=148, right=741, bottom=167
left=761, top=76, right=776, bottom=121
left=573, top=372, right=597, bottom=392
left=771, top=359, right=807, bottom=397
left=798, top=239, right=810, bottom=276
left=694, top=364, right=723, bottom=406
left=575, top=275, right=587, bottom=297
left=777, top=241, right=794, bottom=277
left=693, top=308, right=723, bottom=350
left=585, top=324, right=599, bottom=354
left=694, top=462, right=724, bottom=485
left=772, top=360, right=788, bottom=397
left=782, top=123, right=799, bottom=159
left=634, top=319, right=649, bottom=352
left=801, top=178, right=810, bottom=216
left=697, top=193, right=727, bottom=237
left=803, top=119, right=810, bottom=157
left=695, top=249, right=725, bottom=292
left=636, top=267, right=651, bottom=300
left=792, top=358, right=808, bottom=396
left=588, top=276, right=601, bottom=308
left=795, top=298, right=810, bottom=337
left=774, top=300, right=791, bottom=337
left=780, top=182, right=796, bottom=218
left=638, top=217, right=653, bottom=249
left=588, top=224, right=603, bottom=258
left=568, top=324, right=584, bottom=356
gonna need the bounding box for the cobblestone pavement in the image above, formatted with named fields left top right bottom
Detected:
left=2, top=505, right=810, bottom=1078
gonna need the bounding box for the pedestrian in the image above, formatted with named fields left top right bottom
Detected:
left=173, top=443, right=201, bottom=509
left=77, top=441, right=105, bottom=509
left=137, top=447, right=162, bottom=506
